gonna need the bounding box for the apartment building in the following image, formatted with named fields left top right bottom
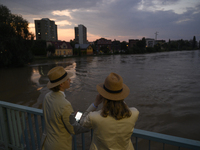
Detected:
left=35, top=18, right=58, bottom=41
left=74, top=24, right=87, bottom=44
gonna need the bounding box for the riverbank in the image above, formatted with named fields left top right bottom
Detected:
left=33, top=49, right=200, bottom=60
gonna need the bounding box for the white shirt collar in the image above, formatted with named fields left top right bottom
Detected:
left=59, top=91, right=66, bottom=97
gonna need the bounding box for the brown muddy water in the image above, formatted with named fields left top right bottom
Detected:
left=0, top=50, right=200, bottom=148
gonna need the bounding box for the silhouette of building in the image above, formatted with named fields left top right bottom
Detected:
left=96, top=38, right=112, bottom=51
left=146, top=38, right=155, bottom=47
left=129, top=39, right=139, bottom=49
left=74, top=27, right=79, bottom=43
left=35, top=18, right=58, bottom=41
left=74, top=24, right=87, bottom=44
left=112, top=40, right=121, bottom=53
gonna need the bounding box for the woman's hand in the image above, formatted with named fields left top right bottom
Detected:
left=94, top=94, right=103, bottom=107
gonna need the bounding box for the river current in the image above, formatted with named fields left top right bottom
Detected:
left=0, top=50, right=200, bottom=143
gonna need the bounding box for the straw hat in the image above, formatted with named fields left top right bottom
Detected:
left=47, top=66, right=73, bottom=89
left=96, top=73, right=130, bottom=100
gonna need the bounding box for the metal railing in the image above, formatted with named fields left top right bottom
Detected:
left=0, top=101, right=200, bottom=150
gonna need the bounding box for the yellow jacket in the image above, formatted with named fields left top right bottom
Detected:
left=42, top=91, right=88, bottom=150
left=80, top=105, right=139, bottom=150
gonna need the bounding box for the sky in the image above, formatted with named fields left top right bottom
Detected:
left=1, top=0, right=200, bottom=42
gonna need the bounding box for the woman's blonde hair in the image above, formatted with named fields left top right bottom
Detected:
left=101, top=98, right=132, bottom=120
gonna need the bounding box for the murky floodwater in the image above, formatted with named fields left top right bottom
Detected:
left=0, top=50, right=200, bottom=143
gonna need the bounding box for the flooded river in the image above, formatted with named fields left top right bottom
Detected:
left=0, top=50, right=200, bottom=143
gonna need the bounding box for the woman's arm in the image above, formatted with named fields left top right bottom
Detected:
left=80, top=94, right=103, bottom=126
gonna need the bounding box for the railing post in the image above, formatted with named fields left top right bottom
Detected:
left=135, top=137, right=138, bottom=150
left=28, top=113, right=36, bottom=150
left=81, top=133, right=85, bottom=150
left=0, top=106, right=11, bottom=150
left=73, top=135, right=77, bottom=150
left=22, top=112, right=30, bottom=150
left=149, top=140, right=151, bottom=150
left=34, top=114, right=41, bottom=149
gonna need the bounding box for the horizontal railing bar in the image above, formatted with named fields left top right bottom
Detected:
left=0, top=101, right=42, bottom=115
left=132, top=129, right=200, bottom=149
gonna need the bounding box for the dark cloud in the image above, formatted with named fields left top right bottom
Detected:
left=1, top=0, right=101, bottom=15
left=0, top=0, right=199, bottom=41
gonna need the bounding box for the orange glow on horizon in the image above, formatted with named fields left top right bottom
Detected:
left=28, top=23, right=101, bottom=42
left=28, top=23, right=129, bottom=42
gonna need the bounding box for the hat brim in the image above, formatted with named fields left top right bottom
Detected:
left=96, top=83, right=130, bottom=101
left=47, top=71, right=73, bottom=89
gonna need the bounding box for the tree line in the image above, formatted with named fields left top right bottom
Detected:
left=95, top=37, right=199, bottom=55
left=0, top=5, right=34, bottom=67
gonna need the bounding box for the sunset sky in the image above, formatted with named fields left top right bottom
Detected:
left=1, top=0, right=200, bottom=42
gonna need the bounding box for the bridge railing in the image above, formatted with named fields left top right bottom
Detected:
left=0, top=101, right=200, bottom=150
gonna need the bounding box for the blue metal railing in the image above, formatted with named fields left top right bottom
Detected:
left=0, top=101, right=200, bottom=150
left=0, top=101, right=44, bottom=150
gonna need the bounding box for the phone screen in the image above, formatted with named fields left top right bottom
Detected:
left=75, top=111, right=83, bottom=121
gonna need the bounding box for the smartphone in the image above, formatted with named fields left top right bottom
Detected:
left=75, top=111, right=83, bottom=121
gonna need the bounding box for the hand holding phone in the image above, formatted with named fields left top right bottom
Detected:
left=75, top=111, right=83, bottom=121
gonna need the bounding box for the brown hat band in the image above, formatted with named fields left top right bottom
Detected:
left=103, top=85, right=123, bottom=93
left=50, top=72, right=67, bottom=83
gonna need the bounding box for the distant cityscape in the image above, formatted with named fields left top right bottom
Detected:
left=34, top=18, right=199, bottom=57
left=34, top=18, right=160, bottom=46
left=1, top=5, right=199, bottom=68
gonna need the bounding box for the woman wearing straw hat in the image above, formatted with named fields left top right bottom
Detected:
left=41, top=66, right=89, bottom=150
left=80, top=72, right=139, bottom=150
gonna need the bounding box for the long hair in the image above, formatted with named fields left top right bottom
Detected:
left=101, top=98, right=132, bottom=120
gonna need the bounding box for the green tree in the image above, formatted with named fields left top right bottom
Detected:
left=138, top=37, right=146, bottom=48
left=146, top=47, right=155, bottom=53
left=154, top=43, right=161, bottom=52
left=73, top=48, right=78, bottom=55
left=91, top=44, right=96, bottom=54
left=120, top=41, right=128, bottom=51
left=193, top=36, right=196, bottom=49
left=131, top=46, right=141, bottom=54
left=70, top=39, right=78, bottom=49
left=120, top=41, right=128, bottom=53
left=0, top=5, right=34, bottom=67
left=135, top=37, right=146, bottom=53
left=199, top=41, right=200, bottom=49
left=47, top=44, right=55, bottom=54
left=168, top=39, right=171, bottom=51
left=100, top=45, right=109, bottom=54
left=31, top=40, right=46, bottom=55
